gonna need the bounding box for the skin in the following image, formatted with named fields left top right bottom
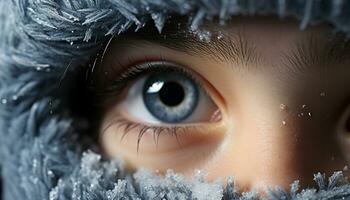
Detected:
left=96, top=17, right=350, bottom=192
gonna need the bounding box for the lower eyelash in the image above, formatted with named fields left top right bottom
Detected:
left=101, top=117, right=195, bottom=152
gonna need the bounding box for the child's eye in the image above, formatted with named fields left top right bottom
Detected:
left=120, top=61, right=218, bottom=124
left=96, top=60, right=226, bottom=165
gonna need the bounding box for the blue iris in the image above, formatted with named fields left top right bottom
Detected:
left=143, top=71, right=199, bottom=123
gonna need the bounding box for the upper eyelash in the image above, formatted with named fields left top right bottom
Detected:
left=100, top=117, right=196, bottom=153
left=105, top=60, right=210, bottom=103
left=114, top=61, right=205, bottom=89
left=89, top=60, right=210, bottom=107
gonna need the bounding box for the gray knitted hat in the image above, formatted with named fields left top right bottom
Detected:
left=1, top=1, right=350, bottom=199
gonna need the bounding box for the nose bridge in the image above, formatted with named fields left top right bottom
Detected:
left=243, top=119, right=303, bottom=188
left=229, top=110, right=344, bottom=191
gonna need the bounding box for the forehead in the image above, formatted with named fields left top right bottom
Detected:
left=164, top=16, right=332, bottom=44
left=204, top=16, right=334, bottom=65
left=211, top=16, right=330, bottom=38
left=222, top=17, right=327, bottom=48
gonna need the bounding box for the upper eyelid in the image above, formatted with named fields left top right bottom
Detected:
left=89, top=59, right=205, bottom=100
left=107, top=53, right=228, bottom=111
left=110, top=61, right=207, bottom=91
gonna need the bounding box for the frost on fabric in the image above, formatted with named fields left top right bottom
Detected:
left=45, top=151, right=350, bottom=200
left=134, top=169, right=223, bottom=200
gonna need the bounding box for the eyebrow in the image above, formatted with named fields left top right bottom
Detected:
left=283, top=33, right=350, bottom=73
left=141, top=30, right=260, bottom=67
left=115, top=22, right=261, bottom=68
left=113, top=21, right=350, bottom=73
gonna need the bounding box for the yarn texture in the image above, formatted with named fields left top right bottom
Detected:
left=1, top=0, right=350, bottom=199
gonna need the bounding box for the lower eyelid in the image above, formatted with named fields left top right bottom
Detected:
left=100, top=117, right=227, bottom=154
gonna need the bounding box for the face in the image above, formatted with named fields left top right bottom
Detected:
left=88, top=16, right=350, bottom=192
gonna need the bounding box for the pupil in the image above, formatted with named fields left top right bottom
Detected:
left=346, top=117, right=350, bottom=132
left=143, top=72, right=199, bottom=123
left=158, top=81, right=185, bottom=106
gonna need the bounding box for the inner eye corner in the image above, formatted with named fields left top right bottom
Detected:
left=345, top=115, right=350, bottom=133
left=338, top=106, right=350, bottom=134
